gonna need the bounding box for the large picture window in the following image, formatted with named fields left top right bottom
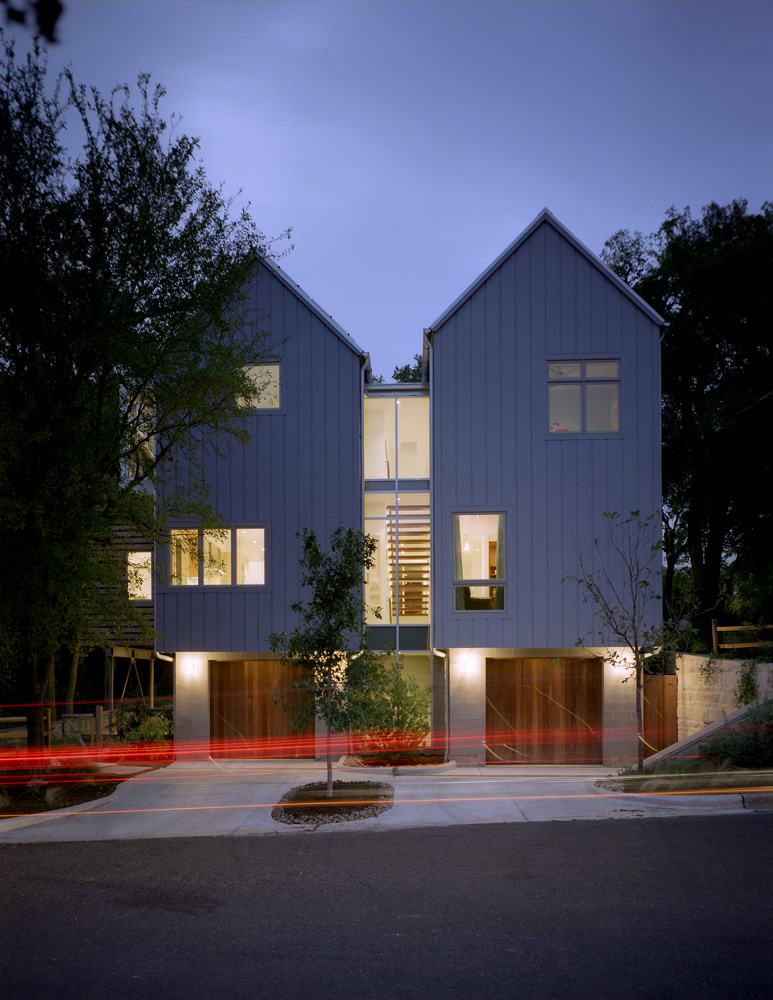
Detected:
left=170, top=528, right=265, bottom=586
left=453, top=514, right=505, bottom=611
left=548, top=360, right=619, bottom=433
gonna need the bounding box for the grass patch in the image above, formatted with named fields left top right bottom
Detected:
left=598, top=758, right=773, bottom=794
left=272, top=780, right=394, bottom=826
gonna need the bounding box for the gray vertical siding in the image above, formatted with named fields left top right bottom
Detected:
left=431, top=217, right=662, bottom=649
left=157, top=263, right=363, bottom=652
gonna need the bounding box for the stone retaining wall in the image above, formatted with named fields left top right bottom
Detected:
left=675, top=653, right=773, bottom=740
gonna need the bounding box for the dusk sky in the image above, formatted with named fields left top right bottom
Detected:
left=14, top=0, right=772, bottom=378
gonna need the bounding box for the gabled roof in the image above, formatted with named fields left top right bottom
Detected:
left=257, top=255, right=367, bottom=357
left=426, top=208, right=666, bottom=331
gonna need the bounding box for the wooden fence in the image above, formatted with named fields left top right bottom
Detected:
left=712, top=621, right=773, bottom=656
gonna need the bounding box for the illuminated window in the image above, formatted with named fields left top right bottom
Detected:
left=203, top=531, right=231, bottom=585
left=241, top=364, right=281, bottom=409
left=453, top=514, right=505, bottom=611
left=170, top=528, right=266, bottom=586
left=548, top=360, right=619, bottom=433
left=364, top=494, right=430, bottom=624
left=170, top=529, right=199, bottom=586
left=128, top=551, right=152, bottom=600
left=364, top=395, right=429, bottom=479
left=235, top=528, right=265, bottom=585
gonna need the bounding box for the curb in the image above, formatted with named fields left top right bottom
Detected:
left=741, top=791, right=773, bottom=812
left=619, top=791, right=747, bottom=811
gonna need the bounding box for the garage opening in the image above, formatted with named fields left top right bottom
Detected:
left=210, top=660, right=314, bottom=758
left=485, top=656, right=603, bottom=763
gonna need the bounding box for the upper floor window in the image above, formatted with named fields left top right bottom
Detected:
left=364, top=394, right=429, bottom=479
left=170, top=528, right=265, bottom=586
left=127, top=551, right=152, bottom=600
left=241, top=364, right=281, bottom=409
left=548, top=360, right=619, bottom=433
left=453, top=513, right=505, bottom=611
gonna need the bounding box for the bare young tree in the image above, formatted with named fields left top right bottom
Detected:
left=567, top=511, right=691, bottom=773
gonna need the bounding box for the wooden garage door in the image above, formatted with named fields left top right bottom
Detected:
left=210, top=660, right=314, bottom=758
left=485, top=657, right=603, bottom=764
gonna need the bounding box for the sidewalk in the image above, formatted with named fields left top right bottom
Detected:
left=1, top=758, right=767, bottom=844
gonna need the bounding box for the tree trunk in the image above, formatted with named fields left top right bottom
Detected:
left=65, top=639, right=82, bottom=717
left=46, top=653, right=56, bottom=722
left=326, top=664, right=333, bottom=798
left=26, top=651, right=55, bottom=751
left=25, top=707, right=47, bottom=752
left=635, top=661, right=644, bottom=774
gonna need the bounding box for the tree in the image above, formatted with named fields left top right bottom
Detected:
left=269, top=527, right=385, bottom=797
left=602, top=201, right=773, bottom=634
left=567, top=511, right=691, bottom=773
left=1, top=1, right=64, bottom=44
left=392, top=353, right=423, bottom=382
left=0, top=38, right=285, bottom=743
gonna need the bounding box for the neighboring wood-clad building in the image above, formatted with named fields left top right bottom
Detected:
left=156, top=211, right=664, bottom=765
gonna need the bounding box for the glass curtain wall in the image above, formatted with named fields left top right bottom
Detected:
left=363, top=392, right=430, bottom=634
left=365, top=493, right=430, bottom=624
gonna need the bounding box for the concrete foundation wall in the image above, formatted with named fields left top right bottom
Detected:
left=676, top=654, right=773, bottom=741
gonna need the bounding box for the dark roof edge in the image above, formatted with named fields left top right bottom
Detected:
left=256, top=255, right=367, bottom=356
left=426, top=208, right=666, bottom=331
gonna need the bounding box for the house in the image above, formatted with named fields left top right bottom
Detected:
left=150, top=209, right=664, bottom=765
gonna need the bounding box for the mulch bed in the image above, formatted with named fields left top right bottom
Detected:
left=272, top=780, right=394, bottom=826
left=342, top=748, right=447, bottom=768
left=0, top=764, right=167, bottom=817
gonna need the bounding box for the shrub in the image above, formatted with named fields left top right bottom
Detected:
left=116, top=705, right=174, bottom=743
left=734, top=661, right=759, bottom=707
left=353, top=663, right=431, bottom=751
left=699, top=699, right=773, bottom=768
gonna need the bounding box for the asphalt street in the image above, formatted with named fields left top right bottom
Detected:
left=2, top=814, right=771, bottom=1000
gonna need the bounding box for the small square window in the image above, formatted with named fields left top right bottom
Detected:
left=241, top=364, right=281, bottom=409
left=548, top=359, right=619, bottom=433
